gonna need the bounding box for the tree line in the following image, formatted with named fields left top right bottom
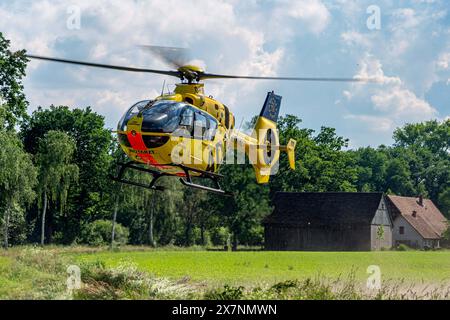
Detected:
left=1, top=33, right=449, bottom=249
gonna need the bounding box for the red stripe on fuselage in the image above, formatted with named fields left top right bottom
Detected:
left=127, top=132, right=161, bottom=166
left=126, top=132, right=185, bottom=175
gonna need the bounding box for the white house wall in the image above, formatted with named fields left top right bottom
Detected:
left=393, top=216, right=424, bottom=248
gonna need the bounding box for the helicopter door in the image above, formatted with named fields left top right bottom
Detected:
left=205, top=115, right=220, bottom=172
left=179, top=107, right=194, bottom=134
left=190, top=112, right=214, bottom=170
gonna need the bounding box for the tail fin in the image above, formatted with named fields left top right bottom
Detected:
left=259, top=91, right=282, bottom=123
left=251, top=92, right=296, bottom=184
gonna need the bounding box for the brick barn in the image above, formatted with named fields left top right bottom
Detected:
left=263, top=192, right=393, bottom=251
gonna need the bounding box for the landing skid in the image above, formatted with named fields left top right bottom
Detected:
left=110, top=161, right=232, bottom=196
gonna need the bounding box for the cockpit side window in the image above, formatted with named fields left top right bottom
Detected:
left=194, top=112, right=208, bottom=139
left=193, top=111, right=218, bottom=141
left=205, top=115, right=218, bottom=141
left=179, top=107, right=195, bottom=134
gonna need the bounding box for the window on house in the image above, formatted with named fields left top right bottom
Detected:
left=399, top=226, right=405, bottom=235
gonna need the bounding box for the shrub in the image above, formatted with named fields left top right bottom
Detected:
left=191, top=227, right=212, bottom=246
left=396, top=243, right=412, bottom=251
left=443, top=226, right=450, bottom=241
left=270, top=280, right=298, bottom=294
left=80, top=220, right=129, bottom=246
left=239, top=225, right=264, bottom=246
left=204, top=285, right=244, bottom=300
left=210, top=227, right=230, bottom=246
left=0, top=202, right=27, bottom=245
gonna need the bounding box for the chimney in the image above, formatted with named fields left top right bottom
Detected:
left=412, top=210, right=417, bottom=218
left=418, top=195, right=424, bottom=207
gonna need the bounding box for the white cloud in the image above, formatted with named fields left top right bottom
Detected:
left=90, top=44, right=108, bottom=60
left=285, top=0, right=330, bottom=34
left=0, top=0, right=289, bottom=128
left=343, top=90, right=352, bottom=100
left=344, top=114, right=394, bottom=133
left=437, top=52, right=450, bottom=70
left=341, top=31, right=372, bottom=49
left=1, top=0, right=448, bottom=148
left=343, top=54, right=438, bottom=129
left=371, top=87, right=437, bottom=120
left=354, top=55, right=402, bottom=85
left=390, top=8, right=421, bottom=31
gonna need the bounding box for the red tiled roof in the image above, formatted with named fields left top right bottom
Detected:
left=387, top=195, right=448, bottom=239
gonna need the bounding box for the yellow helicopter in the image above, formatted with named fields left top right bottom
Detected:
left=26, top=47, right=374, bottom=195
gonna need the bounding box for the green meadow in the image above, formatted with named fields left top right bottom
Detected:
left=73, top=250, right=450, bottom=285
left=1, top=247, right=450, bottom=299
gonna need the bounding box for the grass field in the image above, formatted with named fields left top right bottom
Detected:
left=73, top=250, right=450, bottom=286
left=1, top=247, right=450, bottom=299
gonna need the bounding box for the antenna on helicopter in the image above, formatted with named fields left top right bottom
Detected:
left=161, top=79, right=166, bottom=95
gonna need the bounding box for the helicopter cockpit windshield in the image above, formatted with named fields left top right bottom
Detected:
left=119, top=100, right=218, bottom=138
left=141, top=101, right=191, bottom=133
left=118, top=100, right=150, bottom=131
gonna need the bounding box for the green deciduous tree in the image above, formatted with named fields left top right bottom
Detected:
left=438, top=188, right=450, bottom=219
left=393, top=120, right=450, bottom=156
left=21, top=106, right=113, bottom=243
left=0, top=104, right=6, bottom=131
left=215, top=164, right=271, bottom=250
left=36, top=130, right=79, bottom=245
left=0, top=32, right=28, bottom=129
left=352, top=120, right=449, bottom=213
left=351, top=147, right=388, bottom=192
left=0, top=131, right=37, bottom=248
left=270, top=115, right=357, bottom=194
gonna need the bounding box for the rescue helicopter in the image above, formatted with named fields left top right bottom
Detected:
left=26, top=47, right=376, bottom=195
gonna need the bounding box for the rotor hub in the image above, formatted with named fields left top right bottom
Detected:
left=177, top=65, right=204, bottom=82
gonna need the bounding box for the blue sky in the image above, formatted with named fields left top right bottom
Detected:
left=0, top=0, right=449, bottom=148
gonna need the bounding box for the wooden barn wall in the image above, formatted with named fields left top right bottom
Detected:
left=264, top=225, right=371, bottom=251
left=370, top=225, right=393, bottom=250
left=370, top=197, right=393, bottom=250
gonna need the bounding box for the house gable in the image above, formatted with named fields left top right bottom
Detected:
left=371, top=196, right=392, bottom=227
left=387, top=195, right=447, bottom=240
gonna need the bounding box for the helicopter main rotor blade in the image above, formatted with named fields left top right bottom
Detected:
left=25, top=55, right=181, bottom=78
left=199, top=73, right=380, bottom=83
left=138, top=45, right=189, bottom=69
left=26, top=54, right=381, bottom=83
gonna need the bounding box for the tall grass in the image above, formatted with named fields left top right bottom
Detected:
left=74, top=260, right=199, bottom=300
